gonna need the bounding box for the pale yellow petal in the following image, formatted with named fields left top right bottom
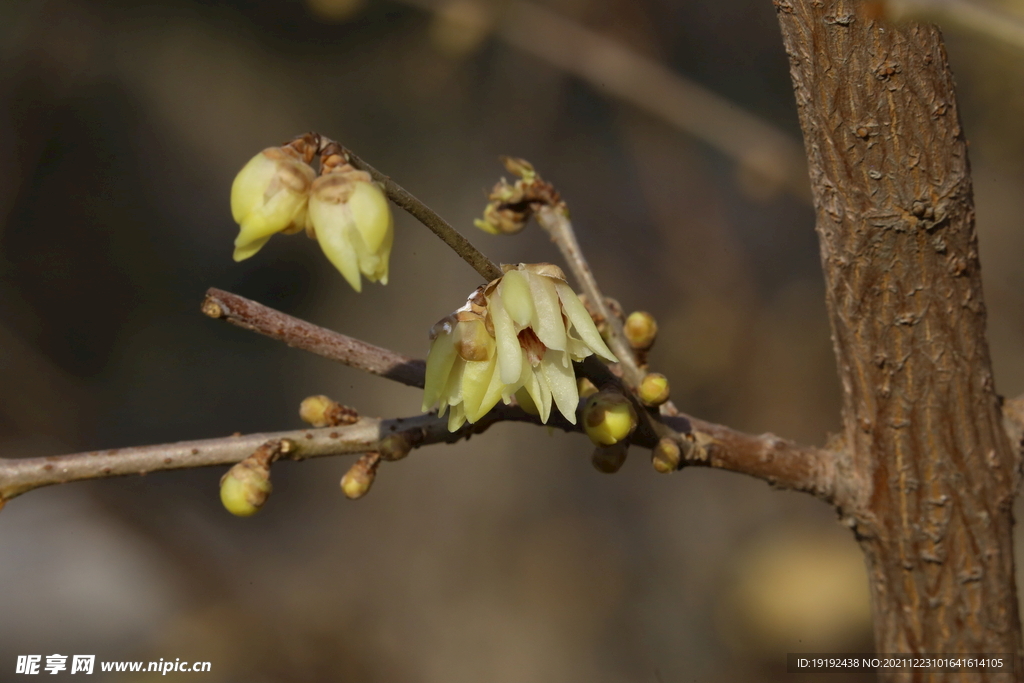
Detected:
left=447, top=402, right=467, bottom=432
left=348, top=181, right=393, bottom=254
left=521, top=353, right=551, bottom=424
left=528, top=273, right=566, bottom=352
left=441, top=356, right=466, bottom=410
left=541, top=349, right=579, bottom=424
left=230, top=151, right=279, bottom=224
left=555, top=282, right=616, bottom=362
left=476, top=356, right=508, bottom=419
left=499, top=269, right=534, bottom=328
left=422, top=327, right=458, bottom=412
left=232, top=234, right=272, bottom=262
left=311, top=201, right=362, bottom=291
left=489, top=290, right=522, bottom=384
left=462, top=354, right=496, bottom=422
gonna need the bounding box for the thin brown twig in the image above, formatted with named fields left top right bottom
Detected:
left=328, top=142, right=503, bottom=282
left=202, top=288, right=427, bottom=387
left=534, top=205, right=645, bottom=389
left=0, top=406, right=540, bottom=503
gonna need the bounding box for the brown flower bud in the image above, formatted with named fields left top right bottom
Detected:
left=591, top=442, right=628, bottom=474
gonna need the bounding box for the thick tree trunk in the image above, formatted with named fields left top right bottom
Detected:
left=774, top=1, right=1023, bottom=679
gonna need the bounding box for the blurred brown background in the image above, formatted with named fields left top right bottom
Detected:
left=1, top=0, right=1023, bottom=680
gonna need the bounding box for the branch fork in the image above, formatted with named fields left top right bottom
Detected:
left=0, top=143, right=844, bottom=510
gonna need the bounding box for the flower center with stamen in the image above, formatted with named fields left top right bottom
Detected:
left=518, top=328, right=547, bottom=366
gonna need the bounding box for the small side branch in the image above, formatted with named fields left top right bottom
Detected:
left=202, top=288, right=426, bottom=388
left=534, top=205, right=645, bottom=388
left=332, top=143, right=503, bottom=282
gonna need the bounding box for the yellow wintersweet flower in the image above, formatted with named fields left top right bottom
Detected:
left=422, top=263, right=617, bottom=431
left=231, top=146, right=316, bottom=262
left=306, top=167, right=393, bottom=292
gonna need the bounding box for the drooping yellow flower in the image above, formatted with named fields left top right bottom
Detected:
left=231, top=147, right=316, bottom=262
left=422, top=263, right=617, bottom=431
left=306, top=167, right=393, bottom=292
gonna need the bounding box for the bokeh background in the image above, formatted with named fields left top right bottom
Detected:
left=1, top=0, right=1023, bottom=680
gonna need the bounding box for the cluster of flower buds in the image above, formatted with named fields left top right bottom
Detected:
left=473, top=157, right=561, bottom=235
left=230, top=134, right=394, bottom=292
left=423, top=263, right=617, bottom=431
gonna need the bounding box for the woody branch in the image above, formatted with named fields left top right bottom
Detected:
left=0, top=286, right=840, bottom=504
left=0, top=144, right=884, bottom=508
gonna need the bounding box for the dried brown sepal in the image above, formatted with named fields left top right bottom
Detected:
left=474, top=158, right=563, bottom=235
left=299, top=395, right=359, bottom=428
left=283, top=132, right=321, bottom=165
left=341, top=452, right=381, bottom=500
left=500, top=156, right=536, bottom=182
left=591, top=442, right=628, bottom=474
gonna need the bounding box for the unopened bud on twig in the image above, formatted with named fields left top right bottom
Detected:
left=638, top=373, right=671, bottom=407
left=341, top=452, right=381, bottom=500
left=577, top=377, right=598, bottom=400
left=378, top=433, right=413, bottom=462
left=583, top=390, right=637, bottom=446
left=651, top=438, right=682, bottom=474
left=624, top=311, right=658, bottom=351
left=591, top=442, right=628, bottom=474
left=220, top=443, right=281, bottom=516
left=299, top=395, right=359, bottom=428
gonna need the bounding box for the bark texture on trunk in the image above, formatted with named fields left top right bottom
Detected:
left=774, top=1, right=1023, bottom=679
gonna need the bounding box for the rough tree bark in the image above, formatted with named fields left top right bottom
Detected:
left=775, top=0, right=1023, bottom=678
